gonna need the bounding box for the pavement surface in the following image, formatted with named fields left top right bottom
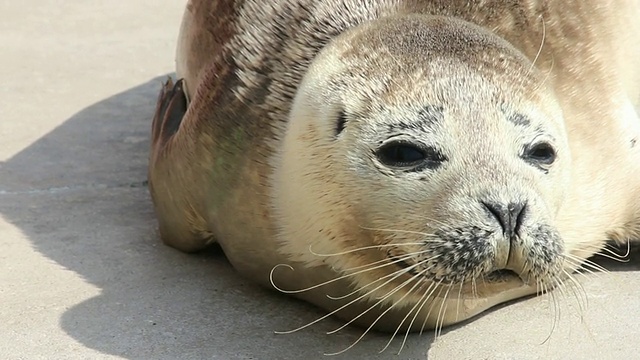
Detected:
left=2, top=1, right=640, bottom=359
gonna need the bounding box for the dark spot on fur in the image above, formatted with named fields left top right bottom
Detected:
left=631, top=138, right=637, bottom=148
left=508, top=113, right=531, bottom=126
left=335, top=110, right=347, bottom=137
left=383, top=106, right=443, bottom=134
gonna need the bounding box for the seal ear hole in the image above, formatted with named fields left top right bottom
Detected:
left=375, top=141, right=445, bottom=170
left=335, top=109, right=347, bottom=137
left=524, top=142, right=556, bottom=166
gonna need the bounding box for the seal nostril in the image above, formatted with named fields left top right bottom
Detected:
left=514, top=202, right=527, bottom=234
left=481, top=201, right=527, bottom=238
left=482, top=201, right=507, bottom=232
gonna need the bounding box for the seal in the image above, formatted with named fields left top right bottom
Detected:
left=148, top=0, right=640, bottom=343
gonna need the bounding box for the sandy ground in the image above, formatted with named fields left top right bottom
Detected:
left=2, top=1, right=639, bottom=359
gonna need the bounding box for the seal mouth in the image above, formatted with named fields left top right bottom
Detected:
left=486, top=269, right=521, bottom=283
left=392, top=255, right=523, bottom=284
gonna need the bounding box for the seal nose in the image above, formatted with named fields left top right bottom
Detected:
left=481, top=201, right=526, bottom=238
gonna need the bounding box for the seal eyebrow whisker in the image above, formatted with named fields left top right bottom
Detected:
left=531, top=53, right=555, bottom=95
left=528, top=14, right=546, bottom=75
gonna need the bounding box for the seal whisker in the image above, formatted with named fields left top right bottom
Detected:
left=434, top=283, right=454, bottom=339
left=275, top=259, right=426, bottom=335
left=562, top=270, right=589, bottom=314
left=395, top=215, right=451, bottom=229
left=327, top=262, right=433, bottom=335
left=359, top=225, right=442, bottom=238
left=398, top=282, right=440, bottom=353
left=604, top=241, right=632, bottom=258
left=455, top=278, right=465, bottom=323
left=372, top=255, right=442, bottom=301
left=535, top=277, right=543, bottom=297
left=540, top=278, right=560, bottom=345
left=419, top=284, right=446, bottom=335
left=563, top=254, right=610, bottom=274
left=324, top=272, right=426, bottom=356
left=338, top=252, right=415, bottom=274
left=308, top=242, right=433, bottom=258
left=269, top=252, right=433, bottom=295
left=377, top=276, right=433, bottom=354
left=572, top=249, right=630, bottom=264
left=533, top=55, right=555, bottom=93
left=528, top=14, right=546, bottom=75
left=563, top=254, right=603, bottom=273
left=326, top=254, right=437, bottom=300
left=376, top=267, right=436, bottom=353
left=471, top=276, right=479, bottom=301
left=571, top=243, right=631, bottom=262
left=553, top=274, right=584, bottom=321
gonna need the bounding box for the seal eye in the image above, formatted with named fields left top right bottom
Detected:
left=376, top=141, right=444, bottom=170
left=524, top=142, right=556, bottom=166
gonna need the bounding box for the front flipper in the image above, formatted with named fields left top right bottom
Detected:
left=151, top=78, right=188, bottom=148
left=148, top=77, right=214, bottom=253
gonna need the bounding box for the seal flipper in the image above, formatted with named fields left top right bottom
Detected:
left=152, top=77, right=187, bottom=147
left=148, top=77, right=214, bottom=253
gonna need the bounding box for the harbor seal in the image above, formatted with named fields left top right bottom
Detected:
left=148, top=0, right=640, bottom=341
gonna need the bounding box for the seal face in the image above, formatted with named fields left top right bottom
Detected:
left=149, top=0, right=640, bottom=339
left=273, top=15, right=570, bottom=314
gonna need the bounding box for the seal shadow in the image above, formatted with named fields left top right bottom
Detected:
left=0, top=75, right=434, bottom=359
left=3, top=76, right=638, bottom=359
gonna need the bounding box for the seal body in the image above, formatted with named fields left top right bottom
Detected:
left=149, top=0, right=640, bottom=332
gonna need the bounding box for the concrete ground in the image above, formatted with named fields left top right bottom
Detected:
left=2, top=1, right=639, bottom=359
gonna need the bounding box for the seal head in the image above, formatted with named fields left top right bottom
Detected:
left=273, top=15, right=570, bottom=325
